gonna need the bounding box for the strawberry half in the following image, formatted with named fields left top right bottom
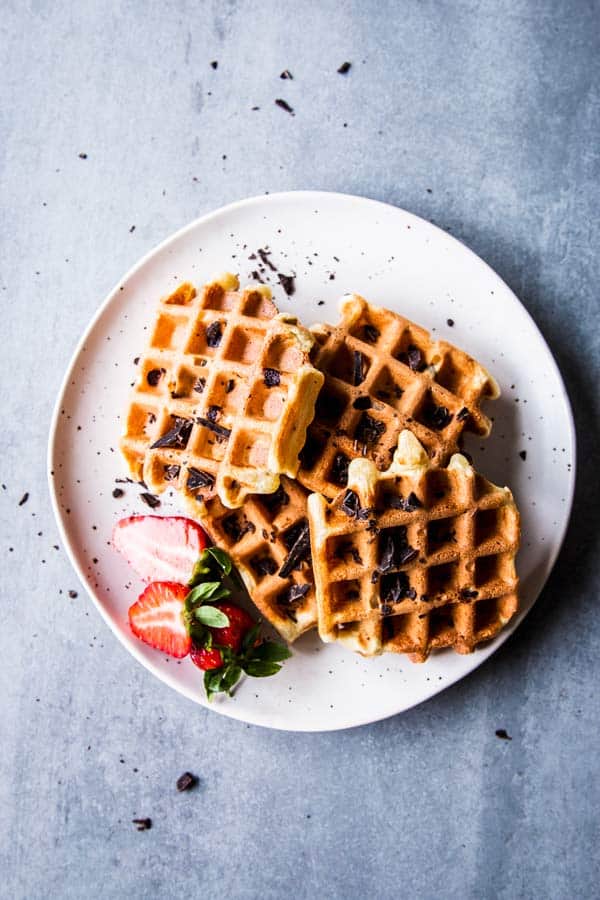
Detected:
left=128, top=582, right=191, bottom=658
left=112, top=516, right=208, bottom=583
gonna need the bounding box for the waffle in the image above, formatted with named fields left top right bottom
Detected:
left=120, top=274, right=324, bottom=509
left=186, top=476, right=316, bottom=642
left=307, top=430, right=519, bottom=661
left=298, top=292, right=499, bottom=499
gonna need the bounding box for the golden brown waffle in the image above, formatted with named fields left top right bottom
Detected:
left=186, top=477, right=316, bottom=643
left=307, top=430, right=519, bottom=661
left=120, top=274, right=324, bottom=509
left=298, top=292, right=499, bottom=499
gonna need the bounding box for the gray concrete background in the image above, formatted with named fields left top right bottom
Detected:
left=1, top=1, right=599, bottom=898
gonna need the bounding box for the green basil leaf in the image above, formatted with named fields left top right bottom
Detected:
left=243, top=660, right=282, bottom=678
left=250, top=642, right=292, bottom=663
left=204, top=668, right=223, bottom=701
left=186, top=581, right=229, bottom=605
left=195, top=606, right=230, bottom=628
left=221, top=664, right=242, bottom=695
left=206, top=547, right=233, bottom=575
left=188, top=553, right=213, bottom=587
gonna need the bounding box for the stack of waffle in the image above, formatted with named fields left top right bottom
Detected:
left=120, top=274, right=520, bottom=659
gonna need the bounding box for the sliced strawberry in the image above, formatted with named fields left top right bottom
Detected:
left=112, top=516, right=208, bottom=583
left=128, top=582, right=191, bottom=658
left=190, top=645, right=223, bottom=671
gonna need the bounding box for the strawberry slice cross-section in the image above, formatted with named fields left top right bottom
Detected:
left=128, top=581, right=191, bottom=658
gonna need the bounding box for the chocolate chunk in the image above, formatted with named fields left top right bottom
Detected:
left=277, top=583, right=310, bottom=621
left=112, top=488, right=124, bottom=499
left=457, top=407, right=469, bottom=422
left=164, top=465, right=180, bottom=481
left=151, top=417, right=193, bottom=450
left=378, top=527, right=417, bottom=573
left=222, top=513, right=255, bottom=543
left=427, top=405, right=453, bottom=430
left=330, top=452, right=350, bottom=486
left=205, top=321, right=223, bottom=347
left=279, top=521, right=310, bottom=578
left=352, top=350, right=365, bottom=386
left=210, top=60, right=218, bottom=69
left=225, top=379, right=235, bottom=393
left=275, top=98, right=294, bottom=115
left=68, top=590, right=78, bottom=598
left=186, top=468, right=215, bottom=490
left=519, top=450, right=527, bottom=461
left=398, top=344, right=424, bottom=371
left=380, top=571, right=414, bottom=603
left=280, top=69, right=293, bottom=80
left=194, top=377, right=206, bottom=393
left=260, top=484, right=290, bottom=514
left=354, top=413, right=385, bottom=446
left=353, top=396, right=372, bottom=410
left=264, top=367, right=281, bottom=387
left=196, top=417, right=231, bottom=439
left=340, top=489, right=360, bottom=517
left=387, top=491, right=422, bottom=512
left=251, top=555, right=278, bottom=576
left=140, top=492, right=161, bottom=508
left=278, top=273, right=295, bottom=295
left=495, top=729, right=512, bottom=740
left=18, top=492, right=29, bottom=507
left=176, top=772, right=198, bottom=792
left=206, top=405, right=221, bottom=422
left=461, top=588, right=479, bottom=600
left=337, top=61, right=351, bottom=74
left=146, top=368, right=165, bottom=386
left=132, top=818, right=152, bottom=831
left=363, top=324, right=380, bottom=343
left=447, top=318, right=454, bottom=327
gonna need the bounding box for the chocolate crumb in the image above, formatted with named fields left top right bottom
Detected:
left=275, top=98, right=295, bottom=115
left=140, top=492, right=161, bottom=509
left=519, top=450, right=527, bottom=461
left=278, top=273, right=296, bottom=295
left=446, top=318, right=454, bottom=327
left=206, top=405, right=221, bottom=422
left=194, top=377, right=206, bottom=393
left=264, top=367, right=281, bottom=387
left=461, top=588, right=479, bottom=600
left=210, top=60, right=218, bottom=69
left=337, top=61, right=352, bottom=74
left=68, top=590, right=78, bottom=599
left=112, top=488, right=124, bottom=499
left=330, top=452, right=350, bottom=486
left=18, top=493, right=29, bottom=507
left=78, top=152, right=88, bottom=159
left=225, top=378, right=235, bottom=393
left=354, top=413, right=385, bottom=446
left=176, top=772, right=198, bottom=792
left=132, top=818, right=152, bottom=831
left=427, top=405, right=453, bottom=430
left=164, top=465, right=180, bottom=481
left=495, top=729, right=512, bottom=741
left=352, top=350, right=365, bottom=386
left=280, top=69, right=293, bottom=79
left=456, top=407, right=469, bottom=422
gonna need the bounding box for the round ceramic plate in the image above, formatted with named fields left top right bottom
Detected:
left=48, top=191, right=575, bottom=732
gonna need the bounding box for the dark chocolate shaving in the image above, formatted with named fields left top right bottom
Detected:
left=275, top=98, right=295, bottom=115
left=337, top=61, right=352, bottom=74
left=279, top=521, right=311, bottom=578
left=151, top=418, right=193, bottom=450
left=196, top=417, right=231, bottom=439
left=354, top=413, right=385, bottom=446
left=399, top=344, right=424, bottom=371
left=222, top=513, right=255, bottom=543
left=164, top=464, right=180, bottom=481
left=277, top=583, right=310, bottom=621
left=176, top=772, right=198, bottom=792
left=225, top=379, right=235, bottom=393
left=278, top=273, right=295, bottom=295
left=427, top=405, right=453, bottom=430
left=140, top=492, right=161, bottom=508
left=457, top=407, right=469, bottom=422
left=193, top=377, right=206, bottom=393
left=380, top=571, right=416, bottom=603
left=206, top=405, right=221, bottom=422
left=330, top=453, right=350, bottom=486
left=387, top=491, right=422, bottom=512
left=352, top=350, right=365, bottom=386
left=186, top=467, right=215, bottom=490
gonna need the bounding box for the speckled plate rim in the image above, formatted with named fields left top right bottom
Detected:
left=47, top=190, right=576, bottom=732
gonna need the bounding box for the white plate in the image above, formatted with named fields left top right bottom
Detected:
left=48, top=192, right=575, bottom=732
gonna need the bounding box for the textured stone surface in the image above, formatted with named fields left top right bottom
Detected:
left=1, top=1, right=599, bottom=898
